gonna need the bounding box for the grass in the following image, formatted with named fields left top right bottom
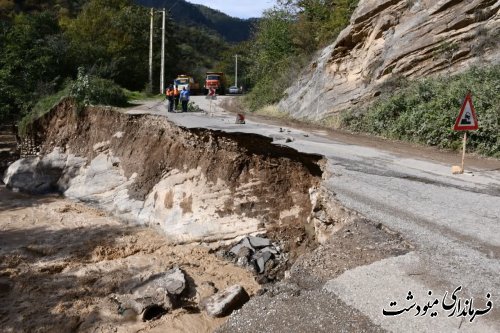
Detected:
left=123, top=89, right=160, bottom=102
left=254, top=104, right=291, bottom=119
left=18, top=86, right=72, bottom=137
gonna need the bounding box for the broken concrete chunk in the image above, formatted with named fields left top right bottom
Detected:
left=254, top=251, right=273, bottom=274
left=200, top=285, right=250, bottom=317
left=115, top=267, right=186, bottom=321
left=229, top=237, right=253, bottom=255
left=259, top=246, right=278, bottom=255
left=248, top=236, right=271, bottom=249
left=162, top=267, right=186, bottom=295
left=132, top=267, right=185, bottom=297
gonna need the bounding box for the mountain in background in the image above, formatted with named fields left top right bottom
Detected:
left=135, top=0, right=257, bottom=43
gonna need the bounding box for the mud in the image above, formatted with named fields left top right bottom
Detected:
left=0, top=184, right=259, bottom=333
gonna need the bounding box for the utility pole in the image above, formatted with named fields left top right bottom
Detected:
left=149, top=8, right=153, bottom=93
left=235, top=54, right=238, bottom=87
left=160, top=8, right=166, bottom=95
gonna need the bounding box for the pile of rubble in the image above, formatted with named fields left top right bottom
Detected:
left=225, top=236, right=287, bottom=283
left=111, top=236, right=287, bottom=322
left=113, top=266, right=250, bottom=321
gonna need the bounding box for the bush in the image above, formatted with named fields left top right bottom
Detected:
left=70, top=67, right=127, bottom=108
left=340, top=65, right=500, bottom=158
left=18, top=69, right=128, bottom=137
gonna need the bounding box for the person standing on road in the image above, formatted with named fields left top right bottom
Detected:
left=166, top=85, right=174, bottom=112
left=174, top=85, right=180, bottom=111
left=180, top=87, right=190, bottom=112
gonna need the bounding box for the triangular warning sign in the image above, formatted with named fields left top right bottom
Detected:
left=454, top=93, right=478, bottom=131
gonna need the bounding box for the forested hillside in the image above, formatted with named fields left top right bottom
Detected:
left=136, top=0, right=256, bottom=43
left=0, top=0, right=86, bottom=18
left=0, top=0, right=246, bottom=123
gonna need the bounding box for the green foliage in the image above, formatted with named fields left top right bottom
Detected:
left=70, top=67, right=127, bottom=107
left=65, top=0, right=154, bottom=91
left=18, top=82, right=72, bottom=137
left=0, top=11, right=69, bottom=121
left=187, top=101, right=202, bottom=112
left=279, top=0, right=359, bottom=47
left=123, top=89, right=157, bottom=101
left=340, top=65, right=500, bottom=158
left=174, top=25, right=229, bottom=82
left=244, top=0, right=359, bottom=111
left=0, top=0, right=247, bottom=123
left=244, top=8, right=298, bottom=109
left=136, top=0, right=255, bottom=43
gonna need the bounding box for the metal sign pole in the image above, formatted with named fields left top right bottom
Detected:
left=461, top=132, right=467, bottom=171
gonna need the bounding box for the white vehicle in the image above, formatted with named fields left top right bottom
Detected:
left=228, top=86, right=240, bottom=94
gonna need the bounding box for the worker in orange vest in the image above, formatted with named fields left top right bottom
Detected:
left=174, top=85, right=180, bottom=111
left=166, top=85, right=174, bottom=112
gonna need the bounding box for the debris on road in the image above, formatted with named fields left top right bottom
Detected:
left=200, top=284, right=250, bottom=317
left=235, top=113, right=245, bottom=124
left=114, top=267, right=186, bottom=321
left=226, top=235, right=286, bottom=282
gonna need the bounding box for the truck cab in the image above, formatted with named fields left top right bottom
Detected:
left=204, top=72, right=226, bottom=95
left=174, top=75, right=199, bottom=94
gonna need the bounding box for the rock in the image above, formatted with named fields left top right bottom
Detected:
left=229, top=237, right=253, bottom=256
left=200, top=285, right=250, bottom=317
left=247, top=236, right=271, bottom=249
left=279, top=0, right=500, bottom=120
left=161, top=267, right=186, bottom=296
left=3, top=149, right=66, bottom=194
left=254, top=251, right=273, bottom=274
left=117, top=267, right=186, bottom=321
left=236, top=256, right=249, bottom=267
left=134, top=267, right=186, bottom=297
left=451, top=165, right=464, bottom=174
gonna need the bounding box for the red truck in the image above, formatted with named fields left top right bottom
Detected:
left=204, top=72, right=226, bottom=95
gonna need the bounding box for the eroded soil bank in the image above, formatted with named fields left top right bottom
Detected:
left=5, top=99, right=326, bottom=250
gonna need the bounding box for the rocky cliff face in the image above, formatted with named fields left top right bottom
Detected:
left=279, top=0, right=500, bottom=121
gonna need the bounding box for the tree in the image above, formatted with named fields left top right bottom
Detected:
left=65, top=0, right=167, bottom=91
left=0, top=11, right=69, bottom=120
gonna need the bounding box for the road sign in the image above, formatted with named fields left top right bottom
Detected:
left=454, top=93, right=478, bottom=131
left=208, top=88, right=216, bottom=96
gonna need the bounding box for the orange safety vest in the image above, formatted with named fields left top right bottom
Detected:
left=174, top=88, right=180, bottom=96
left=166, top=89, right=174, bottom=96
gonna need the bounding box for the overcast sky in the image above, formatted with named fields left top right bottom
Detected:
left=186, top=0, right=276, bottom=19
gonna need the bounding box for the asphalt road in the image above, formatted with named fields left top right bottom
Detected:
left=126, top=96, right=500, bottom=332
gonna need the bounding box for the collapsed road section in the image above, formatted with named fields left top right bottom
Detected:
left=3, top=98, right=346, bottom=249
left=1, top=99, right=414, bottom=332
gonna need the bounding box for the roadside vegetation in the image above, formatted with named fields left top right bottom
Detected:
left=339, top=65, right=500, bottom=158
left=240, top=0, right=359, bottom=111
left=0, top=0, right=233, bottom=129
